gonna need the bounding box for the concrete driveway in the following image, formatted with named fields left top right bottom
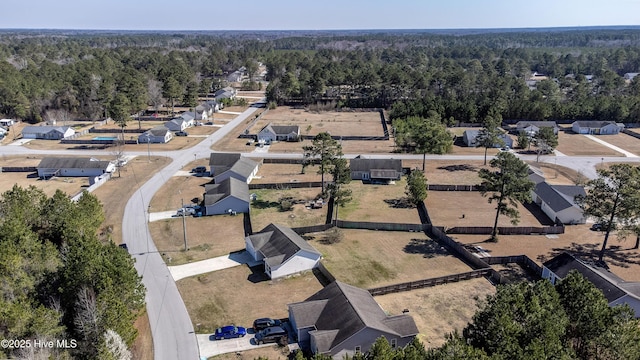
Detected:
left=168, top=251, right=262, bottom=281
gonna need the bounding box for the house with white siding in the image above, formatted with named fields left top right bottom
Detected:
left=208, top=153, right=259, bottom=184
left=542, top=253, right=640, bottom=318
left=245, top=223, right=322, bottom=279
left=350, top=158, right=402, bottom=183
left=571, top=121, right=621, bottom=135
left=37, top=157, right=115, bottom=179
left=202, top=177, right=250, bottom=216
left=257, top=123, right=300, bottom=143
left=138, top=126, right=173, bottom=144
left=22, top=126, right=75, bottom=140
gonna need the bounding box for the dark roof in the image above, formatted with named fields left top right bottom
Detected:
left=350, top=158, right=402, bottom=173
left=261, top=123, right=300, bottom=135
left=203, top=177, right=249, bottom=206
left=209, top=153, right=242, bottom=169
left=22, top=125, right=72, bottom=134
left=543, top=253, right=628, bottom=302
left=145, top=126, right=170, bottom=137
left=572, top=121, right=617, bottom=128
left=534, top=182, right=584, bottom=212
left=516, top=121, right=558, bottom=128
left=209, top=153, right=258, bottom=179
left=528, top=170, right=546, bottom=184
left=370, top=169, right=401, bottom=179
left=289, top=281, right=418, bottom=353
left=38, top=157, right=112, bottom=170
left=247, top=224, right=321, bottom=267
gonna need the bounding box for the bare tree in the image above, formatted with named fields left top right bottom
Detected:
left=111, top=140, right=127, bottom=178
left=147, top=79, right=165, bottom=116
left=44, top=109, right=73, bottom=126
left=74, top=286, right=100, bottom=342
left=102, top=329, right=132, bottom=360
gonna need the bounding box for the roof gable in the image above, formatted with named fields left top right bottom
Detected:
left=350, top=158, right=402, bottom=173
left=38, top=157, right=111, bottom=170
left=248, top=224, right=320, bottom=267
left=203, top=177, right=249, bottom=205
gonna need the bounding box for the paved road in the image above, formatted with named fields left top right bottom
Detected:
left=121, top=101, right=266, bottom=360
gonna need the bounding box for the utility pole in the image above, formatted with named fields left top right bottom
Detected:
left=181, top=198, right=188, bottom=251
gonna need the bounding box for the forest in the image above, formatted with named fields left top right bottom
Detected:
left=0, top=29, right=639, bottom=126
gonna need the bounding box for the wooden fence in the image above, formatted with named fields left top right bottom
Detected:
left=445, top=225, right=564, bottom=235
left=89, top=128, right=147, bottom=134
left=428, top=184, right=483, bottom=191
left=60, top=139, right=138, bottom=145
left=622, top=129, right=640, bottom=140
left=0, top=166, right=37, bottom=173
left=368, top=269, right=493, bottom=296
left=335, top=220, right=427, bottom=232
left=484, top=255, right=543, bottom=277
left=426, top=225, right=493, bottom=270
left=292, top=224, right=334, bottom=234
left=249, top=181, right=323, bottom=190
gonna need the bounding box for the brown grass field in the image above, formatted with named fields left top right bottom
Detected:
left=588, top=133, right=640, bottom=156
left=149, top=215, right=246, bottom=265
left=556, top=131, right=623, bottom=156
left=375, top=278, right=495, bottom=348
left=307, top=229, right=474, bottom=288
left=338, top=180, right=422, bottom=224
left=250, top=187, right=327, bottom=231
left=149, top=175, right=210, bottom=212
left=177, top=266, right=324, bottom=333
left=252, top=163, right=322, bottom=184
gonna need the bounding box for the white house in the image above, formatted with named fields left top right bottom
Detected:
left=164, top=113, right=194, bottom=131
left=37, top=157, right=115, bottom=179
left=138, top=126, right=173, bottom=143
left=257, top=123, right=300, bottom=143
left=22, top=126, right=75, bottom=140
left=0, top=119, right=16, bottom=127
left=288, top=281, right=418, bottom=358
left=515, top=121, right=559, bottom=136
left=214, top=87, right=237, bottom=101
left=350, top=158, right=402, bottom=183
left=542, top=253, right=640, bottom=318
left=462, top=129, right=513, bottom=148
left=531, top=181, right=586, bottom=224
left=571, top=121, right=621, bottom=135
left=209, top=153, right=259, bottom=184
left=245, top=223, right=322, bottom=279
left=202, top=177, right=250, bottom=216
left=624, top=72, right=639, bottom=81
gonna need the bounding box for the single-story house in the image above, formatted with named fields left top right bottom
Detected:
left=531, top=180, right=586, bottom=224
left=214, top=87, right=237, bottom=101
left=205, top=100, right=221, bottom=112
left=202, top=177, right=250, bottom=216
left=462, top=130, right=513, bottom=148
left=0, top=127, right=7, bottom=137
left=0, top=119, right=15, bottom=127
left=542, top=253, right=640, bottom=317
left=22, top=126, right=75, bottom=140
left=138, top=126, right=173, bottom=144
left=571, top=121, right=621, bottom=135
left=37, top=157, right=115, bottom=179
left=245, top=223, right=322, bottom=279
left=515, top=121, right=559, bottom=136
left=257, top=123, right=300, bottom=143
left=165, top=113, right=194, bottom=131
left=227, top=70, right=243, bottom=83
left=350, top=158, right=402, bottom=183
left=209, top=153, right=259, bottom=184
left=195, top=102, right=217, bottom=120
left=288, top=281, right=419, bottom=358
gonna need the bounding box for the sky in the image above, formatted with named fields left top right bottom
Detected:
left=2, top=0, right=640, bottom=31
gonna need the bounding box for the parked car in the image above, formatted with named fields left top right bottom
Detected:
left=191, top=166, right=207, bottom=173
left=591, top=222, right=616, bottom=231
left=255, top=326, right=287, bottom=345
left=253, top=318, right=282, bottom=331
left=211, top=325, right=246, bottom=340
left=175, top=131, right=188, bottom=136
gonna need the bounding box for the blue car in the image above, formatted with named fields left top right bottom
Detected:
left=211, top=325, right=247, bottom=340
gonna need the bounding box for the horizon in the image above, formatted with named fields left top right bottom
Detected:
left=2, top=0, right=639, bottom=32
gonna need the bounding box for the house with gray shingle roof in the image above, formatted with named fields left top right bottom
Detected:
left=138, top=126, right=173, bottom=143
left=350, top=158, right=402, bottom=183
left=213, top=87, right=237, bottom=101
left=165, top=113, right=194, bottom=131
left=462, top=129, right=513, bottom=148
left=208, top=152, right=259, bottom=184
left=245, top=223, right=322, bottom=279
left=531, top=181, right=586, bottom=224
left=542, top=253, right=640, bottom=317
left=202, top=177, right=250, bottom=216
left=515, top=121, right=559, bottom=136
left=288, top=281, right=418, bottom=358
left=22, top=125, right=75, bottom=140
left=257, top=123, right=300, bottom=142
left=37, top=157, right=115, bottom=179
left=571, top=121, right=621, bottom=135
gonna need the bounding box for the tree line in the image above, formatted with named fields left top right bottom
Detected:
left=0, top=186, right=144, bottom=359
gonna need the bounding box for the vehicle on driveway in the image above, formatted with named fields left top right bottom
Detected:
left=211, top=325, right=247, bottom=340
left=255, top=326, right=287, bottom=345
left=191, top=166, right=207, bottom=174
left=253, top=318, right=282, bottom=331
left=175, top=131, right=188, bottom=136
left=591, top=222, right=616, bottom=231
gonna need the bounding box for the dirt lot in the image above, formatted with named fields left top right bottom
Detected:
left=210, top=346, right=290, bottom=360
left=149, top=215, right=246, bottom=265
left=339, top=180, right=422, bottom=224
left=588, top=133, right=640, bottom=156
left=177, top=265, right=324, bottom=333
left=149, top=175, right=210, bottom=212
left=425, top=191, right=550, bottom=228
left=307, top=229, right=473, bottom=288
left=252, top=163, right=322, bottom=184
left=256, top=107, right=385, bottom=137
left=250, top=188, right=327, bottom=231
left=375, top=277, right=495, bottom=348
left=556, top=131, right=623, bottom=156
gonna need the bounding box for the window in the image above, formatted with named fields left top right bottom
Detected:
left=355, top=346, right=361, bottom=354
left=391, top=339, right=397, bottom=348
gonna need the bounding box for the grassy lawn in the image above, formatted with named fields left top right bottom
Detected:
left=253, top=163, right=322, bottom=184
left=556, top=131, right=623, bottom=156
left=177, top=265, right=324, bottom=333
left=306, top=229, right=473, bottom=288
left=250, top=187, right=327, bottom=231
left=587, top=133, right=640, bottom=156
left=149, top=215, right=246, bottom=265
left=338, top=180, right=422, bottom=224
left=149, top=175, right=210, bottom=212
